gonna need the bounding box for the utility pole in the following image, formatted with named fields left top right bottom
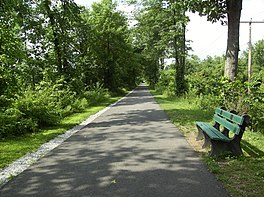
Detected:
left=240, top=19, right=264, bottom=83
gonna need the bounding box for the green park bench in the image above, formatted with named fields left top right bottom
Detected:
left=196, top=107, right=250, bottom=156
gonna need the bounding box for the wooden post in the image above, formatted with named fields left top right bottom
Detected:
left=247, top=19, right=252, bottom=83
left=240, top=20, right=264, bottom=84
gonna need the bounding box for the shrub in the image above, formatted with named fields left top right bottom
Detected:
left=155, top=69, right=176, bottom=97
left=220, top=79, right=249, bottom=112
left=0, top=108, right=37, bottom=138
left=185, top=55, right=263, bottom=133
left=0, top=80, right=74, bottom=137
left=0, top=79, right=111, bottom=137
left=13, top=86, right=62, bottom=127
left=72, top=98, right=89, bottom=113
left=246, top=72, right=264, bottom=132
left=84, top=83, right=109, bottom=105
left=0, top=95, right=12, bottom=109
left=189, top=74, right=264, bottom=133
left=196, top=94, right=222, bottom=111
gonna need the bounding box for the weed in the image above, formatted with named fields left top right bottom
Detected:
left=152, top=90, right=264, bottom=197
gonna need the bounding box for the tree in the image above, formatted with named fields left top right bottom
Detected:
left=42, top=0, right=82, bottom=78
left=190, top=0, right=243, bottom=81
left=0, top=0, right=26, bottom=97
left=133, top=2, right=163, bottom=87
left=89, top=0, right=139, bottom=90
left=224, top=0, right=242, bottom=81
left=253, top=39, right=264, bottom=71
left=132, top=0, right=188, bottom=94
left=167, top=0, right=188, bottom=95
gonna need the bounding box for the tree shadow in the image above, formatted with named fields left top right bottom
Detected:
left=0, top=135, right=228, bottom=197
left=0, top=85, right=229, bottom=197
left=164, top=108, right=212, bottom=127
left=241, top=139, right=264, bottom=158
left=152, top=95, right=213, bottom=127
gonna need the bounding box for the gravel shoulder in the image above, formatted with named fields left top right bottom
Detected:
left=0, top=85, right=229, bottom=197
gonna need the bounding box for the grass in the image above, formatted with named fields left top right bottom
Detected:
left=0, top=96, right=122, bottom=169
left=152, top=90, right=264, bottom=197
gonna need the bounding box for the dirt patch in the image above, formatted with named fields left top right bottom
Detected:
left=184, top=131, right=207, bottom=154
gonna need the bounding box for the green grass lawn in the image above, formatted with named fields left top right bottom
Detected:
left=152, top=91, right=264, bottom=197
left=0, top=96, right=121, bottom=169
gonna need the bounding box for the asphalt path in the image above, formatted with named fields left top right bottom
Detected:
left=0, top=85, right=229, bottom=197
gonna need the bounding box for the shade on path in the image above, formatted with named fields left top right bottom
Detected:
left=0, top=85, right=229, bottom=197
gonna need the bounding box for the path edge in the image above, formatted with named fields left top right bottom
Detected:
left=0, top=88, right=136, bottom=188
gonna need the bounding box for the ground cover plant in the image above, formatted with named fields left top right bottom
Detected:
left=152, top=91, right=264, bottom=197
left=0, top=96, right=122, bottom=169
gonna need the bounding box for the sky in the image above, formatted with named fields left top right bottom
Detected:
left=74, top=0, right=264, bottom=59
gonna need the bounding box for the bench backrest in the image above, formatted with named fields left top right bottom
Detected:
left=214, top=108, right=244, bottom=135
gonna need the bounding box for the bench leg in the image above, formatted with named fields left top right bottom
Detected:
left=202, top=132, right=211, bottom=149
left=210, top=141, right=230, bottom=156
left=209, top=140, right=244, bottom=157
left=196, top=126, right=204, bottom=141
left=230, top=140, right=243, bottom=156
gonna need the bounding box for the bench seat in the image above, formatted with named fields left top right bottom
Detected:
left=196, top=122, right=230, bottom=142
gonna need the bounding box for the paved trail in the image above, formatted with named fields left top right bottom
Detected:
left=0, top=85, right=229, bottom=197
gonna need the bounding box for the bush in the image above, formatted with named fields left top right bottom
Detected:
left=0, top=78, right=114, bottom=137
left=13, top=85, right=63, bottom=127
left=72, top=98, right=89, bottom=113
left=246, top=72, right=264, bottom=132
left=0, top=108, right=37, bottom=138
left=185, top=55, right=263, bottom=133
left=196, top=94, right=222, bottom=111
left=0, top=95, right=12, bottom=109
left=220, top=79, right=249, bottom=112
left=188, top=73, right=264, bottom=133
left=84, top=83, right=109, bottom=105
left=155, top=69, right=176, bottom=97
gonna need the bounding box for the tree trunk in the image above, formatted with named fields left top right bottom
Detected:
left=172, top=7, right=186, bottom=96
left=224, top=0, right=242, bottom=81
left=44, top=0, right=63, bottom=74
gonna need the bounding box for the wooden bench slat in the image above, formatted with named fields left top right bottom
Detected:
left=213, top=114, right=241, bottom=135
left=196, top=122, right=230, bottom=142
left=215, top=108, right=244, bottom=125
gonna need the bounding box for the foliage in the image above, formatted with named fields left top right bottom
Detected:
left=84, top=83, right=110, bottom=106
left=246, top=72, right=264, bottom=132
left=253, top=39, right=264, bottom=71
left=0, top=0, right=140, bottom=138
left=186, top=54, right=264, bottom=133
left=186, top=55, right=225, bottom=96
left=89, top=0, right=140, bottom=90
left=189, top=0, right=226, bottom=23
left=13, top=86, right=62, bottom=127
left=152, top=90, right=264, bottom=197
left=131, top=0, right=189, bottom=94
left=0, top=95, right=123, bottom=169
left=0, top=108, right=38, bottom=137
left=190, top=0, right=242, bottom=81
left=155, top=68, right=176, bottom=97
